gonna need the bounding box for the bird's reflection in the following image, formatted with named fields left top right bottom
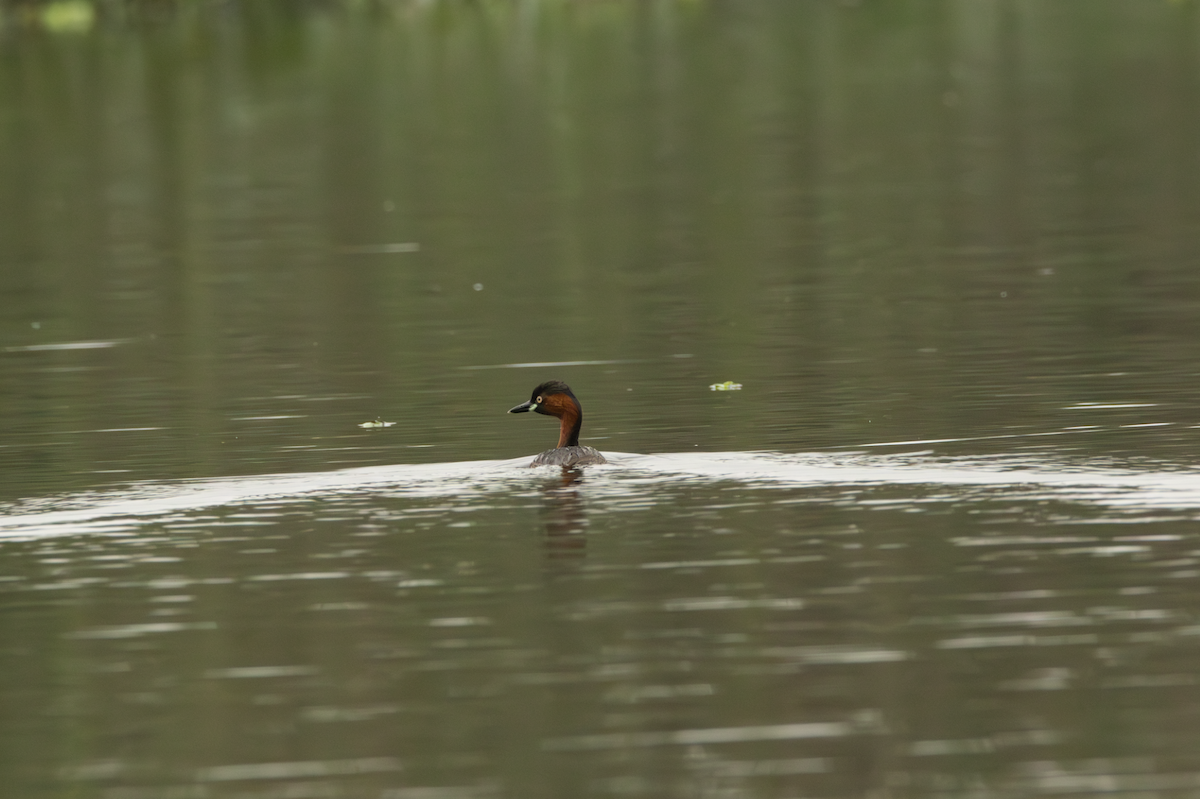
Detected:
left=539, top=467, right=588, bottom=557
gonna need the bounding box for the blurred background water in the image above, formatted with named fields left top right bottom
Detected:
left=3, top=1, right=1200, bottom=797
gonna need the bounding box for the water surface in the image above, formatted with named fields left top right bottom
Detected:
left=3, top=1, right=1200, bottom=797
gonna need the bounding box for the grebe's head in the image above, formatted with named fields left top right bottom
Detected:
left=508, top=380, right=578, bottom=417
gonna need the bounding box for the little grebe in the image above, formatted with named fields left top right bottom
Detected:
left=508, top=380, right=607, bottom=467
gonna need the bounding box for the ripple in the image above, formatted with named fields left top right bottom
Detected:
left=195, top=756, right=401, bottom=782
left=66, top=622, right=217, bottom=639
left=204, top=666, right=319, bottom=679
left=4, top=451, right=1200, bottom=541
left=542, top=716, right=882, bottom=751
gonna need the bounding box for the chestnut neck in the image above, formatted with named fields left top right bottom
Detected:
left=556, top=402, right=582, bottom=449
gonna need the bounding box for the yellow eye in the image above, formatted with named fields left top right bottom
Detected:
left=536, top=396, right=543, bottom=403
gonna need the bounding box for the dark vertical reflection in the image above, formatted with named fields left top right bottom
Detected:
left=539, top=467, right=587, bottom=558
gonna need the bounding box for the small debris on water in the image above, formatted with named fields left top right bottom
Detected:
left=358, top=419, right=396, bottom=429
left=709, top=381, right=743, bottom=391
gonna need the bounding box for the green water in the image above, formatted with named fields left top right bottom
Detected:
left=3, top=1, right=1200, bottom=797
